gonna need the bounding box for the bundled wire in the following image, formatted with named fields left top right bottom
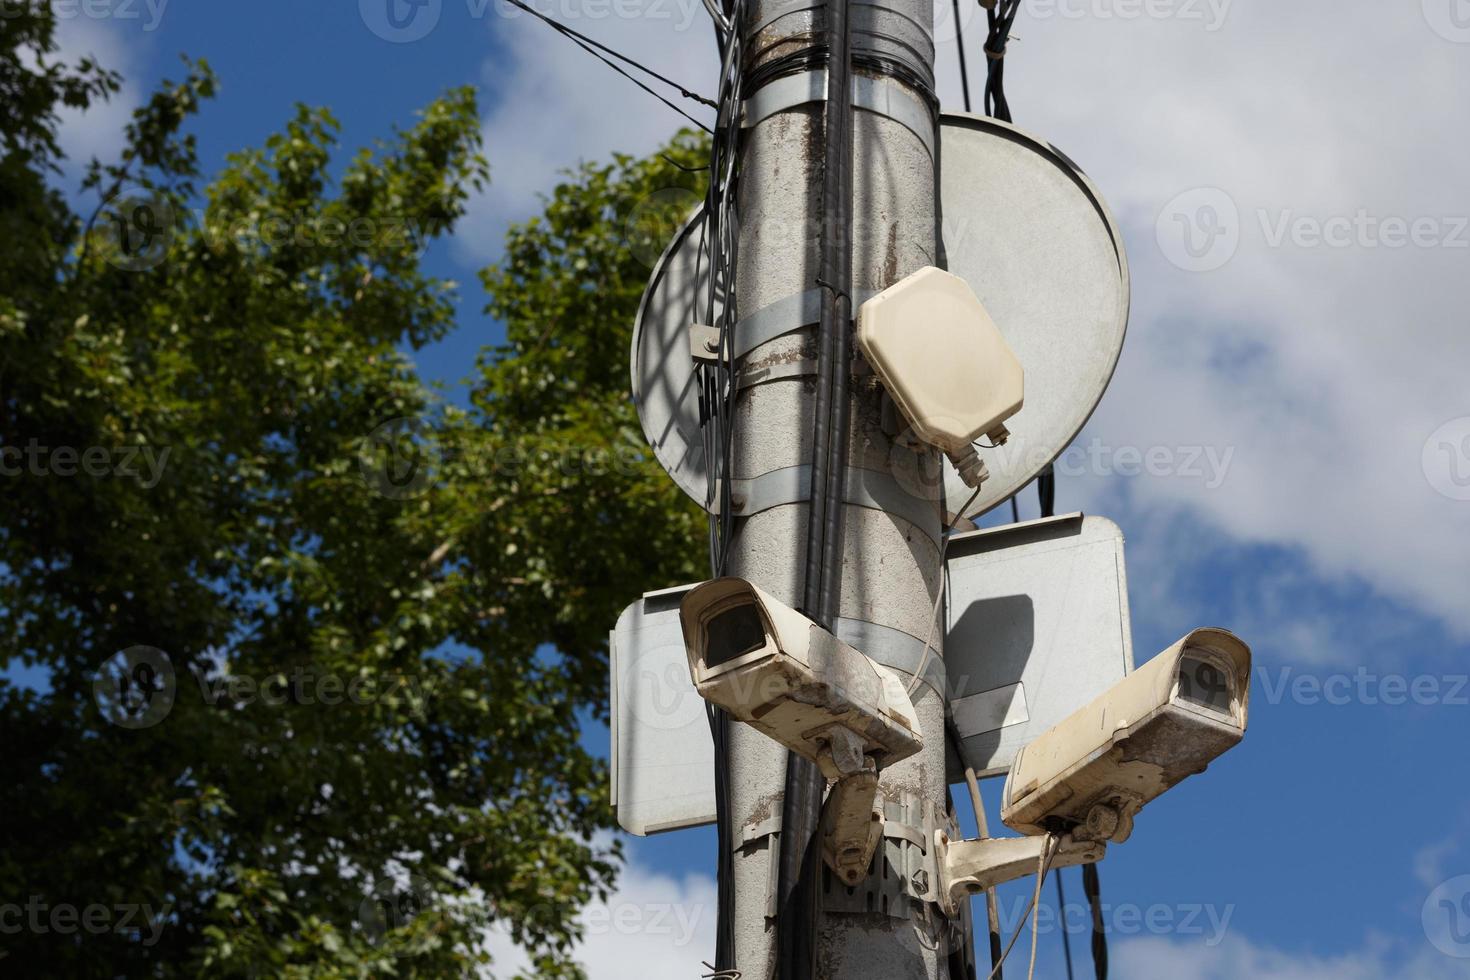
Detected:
left=696, top=1, right=746, bottom=973
left=983, top=0, right=1022, bottom=123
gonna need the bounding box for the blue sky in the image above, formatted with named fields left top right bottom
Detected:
left=37, top=0, right=1470, bottom=976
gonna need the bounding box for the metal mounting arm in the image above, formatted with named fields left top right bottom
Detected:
left=933, top=831, right=1107, bottom=918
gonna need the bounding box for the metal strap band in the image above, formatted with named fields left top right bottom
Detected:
left=737, top=358, right=818, bottom=389
left=733, top=288, right=820, bottom=360
left=738, top=814, right=783, bottom=849
left=733, top=286, right=879, bottom=362
left=834, top=616, right=945, bottom=697
left=742, top=71, right=936, bottom=159
left=881, top=819, right=926, bottom=852
left=724, top=464, right=940, bottom=545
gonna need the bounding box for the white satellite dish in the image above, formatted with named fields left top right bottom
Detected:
left=631, top=113, right=1129, bottom=518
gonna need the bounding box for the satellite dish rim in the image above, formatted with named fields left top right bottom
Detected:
left=939, top=111, right=1131, bottom=518
left=631, top=115, right=1132, bottom=520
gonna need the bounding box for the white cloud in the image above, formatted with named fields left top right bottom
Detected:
left=932, top=1, right=1470, bottom=641
left=48, top=7, right=150, bottom=173
left=481, top=857, right=717, bottom=978
left=464, top=0, right=1470, bottom=642
left=1115, top=933, right=1470, bottom=979
left=458, top=0, right=715, bottom=263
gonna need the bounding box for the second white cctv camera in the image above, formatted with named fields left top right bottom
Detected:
left=679, top=578, right=922, bottom=781
left=1001, top=628, right=1252, bottom=843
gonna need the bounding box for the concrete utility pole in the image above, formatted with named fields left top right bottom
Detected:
left=724, top=0, right=949, bottom=974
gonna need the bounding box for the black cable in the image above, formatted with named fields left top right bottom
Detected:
left=983, top=0, right=1021, bottom=123
left=1083, top=862, right=1107, bottom=979
left=501, top=0, right=716, bottom=107
left=499, top=0, right=716, bottom=132
left=953, top=0, right=972, bottom=112
left=1057, top=870, right=1076, bottom=980
left=780, top=3, right=856, bottom=973
left=1037, top=463, right=1055, bottom=519
left=698, top=2, right=745, bottom=971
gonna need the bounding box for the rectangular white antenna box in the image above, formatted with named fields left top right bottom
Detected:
left=945, top=513, right=1134, bottom=779
left=610, top=585, right=715, bottom=834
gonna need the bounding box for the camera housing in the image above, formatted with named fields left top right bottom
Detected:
left=679, top=578, right=922, bottom=781
left=1000, top=628, right=1251, bottom=843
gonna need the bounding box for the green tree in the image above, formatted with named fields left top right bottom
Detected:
left=0, top=6, right=705, bottom=976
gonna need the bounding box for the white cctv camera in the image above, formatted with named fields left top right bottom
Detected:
left=1000, top=628, right=1251, bottom=843
left=679, top=578, right=923, bottom=782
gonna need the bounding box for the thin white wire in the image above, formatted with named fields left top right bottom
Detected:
left=983, top=833, right=1060, bottom=980
left=1027, top=835, right=1055, bottom=980
left=906, top=485, right=982, bottom=698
